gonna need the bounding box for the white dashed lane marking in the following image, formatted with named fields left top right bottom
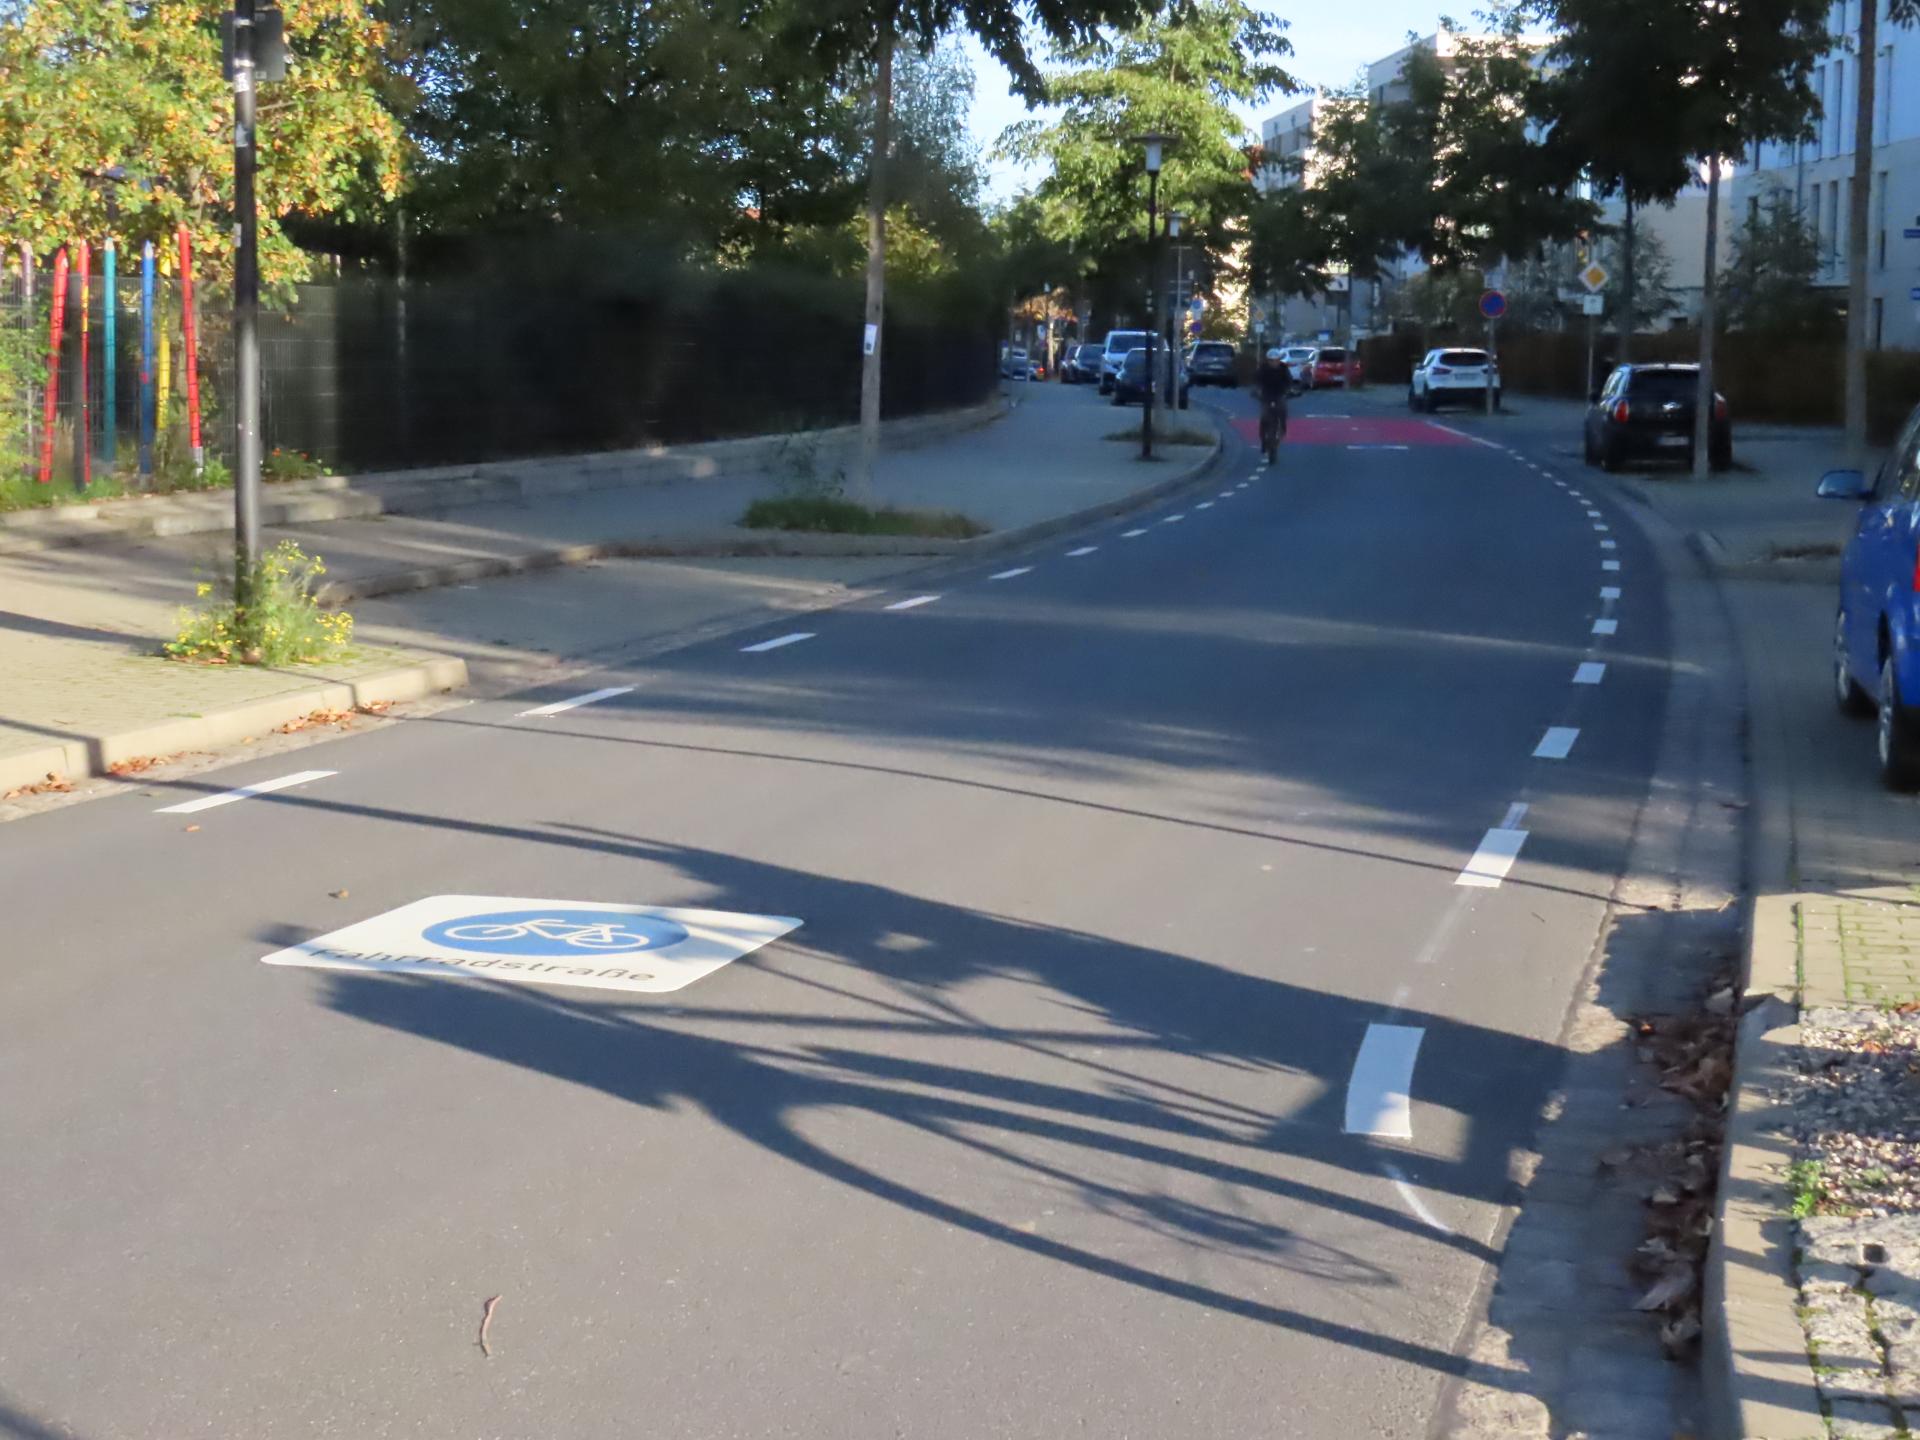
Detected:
left=1344, top=1024, right=1425, bottom=1138
left=1574, top=662, right=1607, bottom=685
left=1603, top=559, right=1621, bottom=571
left=1533, top=726, right=1580, bottom=760
left=1121, top=529, right=1148, bottom=538
left=1457, top=817, right=1529, bottom=889
left=989, top=567, right=1032, bottom=581
left=519, top=686, right=634, bottom=717
left=1593, top=618, right=1619, bottom=636
left=156, top=770, right=337, bottom=815
left=1601, top=586, right=1622, bottom=600
left=1163, top=514, right=1186, bottom=524
left=885, top=595, right=940, bottom=611
left=1066, top=546, right=1099, bottom=557
left=742, top=632, right=816, bottom=653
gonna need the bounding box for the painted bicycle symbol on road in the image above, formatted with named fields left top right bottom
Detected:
left=422, top=909, right=691, bottom=957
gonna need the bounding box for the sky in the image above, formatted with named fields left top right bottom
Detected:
left=964, top=3, right=1446, bottom=202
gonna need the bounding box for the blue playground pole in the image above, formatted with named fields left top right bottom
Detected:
left=102, top=238, right=116, bottom=465
left=139, top=241, right=154, bottom=477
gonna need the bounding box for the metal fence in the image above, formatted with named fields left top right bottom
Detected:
left=2, top=251, right=998, bottom=487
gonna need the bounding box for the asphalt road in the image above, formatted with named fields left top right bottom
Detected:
left=0, top=384, right=1669, bottom=1439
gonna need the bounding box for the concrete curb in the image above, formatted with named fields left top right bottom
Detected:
left=0, top=400, right=1008, bottom=556
left=0, top=653, right=468, bottom=796
left=1684, top=529, right=1842, bottom=586
left=314, top=436, right=1228, bottom=607
left=1703, top=992, right=1820, bottom=1440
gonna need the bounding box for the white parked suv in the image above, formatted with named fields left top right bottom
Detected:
left=1410, top=348, right=1500, bottom=411
left=1280, top=345, right=1317, bottom=390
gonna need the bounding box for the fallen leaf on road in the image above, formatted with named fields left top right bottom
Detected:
left=329, top=889, right=349, bottom=900
left=184, top=824, right=200, bottom=833
left=1635, top=1267, right=1696, bottom=1312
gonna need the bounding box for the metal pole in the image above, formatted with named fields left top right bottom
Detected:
left=139, top=241, right=154, bottom=477
left=232, top=0, right=262, bottom=600
left=178, top=227, right=202, bottom=473
left=75, top=241, right=90, bottom=488
left=1141, top=169, right=1157, bottom=461
left=102, top=238, right=116, bottom=467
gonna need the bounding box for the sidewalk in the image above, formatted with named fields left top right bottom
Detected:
left=0, top=384, right=1220, bottom=800
left=1507, top=397, right=1920, bottom=1438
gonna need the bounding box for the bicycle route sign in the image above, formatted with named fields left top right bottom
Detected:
left=261, top=895, right=803, bottom=994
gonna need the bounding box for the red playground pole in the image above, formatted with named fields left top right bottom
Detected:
left=76, top=239, right=91, bottom=488
left=178, top=226, right=203, bottom=472
left=37, top=246, right=68, bottom=485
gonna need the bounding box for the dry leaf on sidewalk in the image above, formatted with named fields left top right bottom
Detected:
left=1635, top=1267, right=1696, bottom=1312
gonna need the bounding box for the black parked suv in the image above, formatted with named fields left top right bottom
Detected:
left=1583, top=363, right=1732, bottom=471
left=1186, top=341, right=1237, bottom=387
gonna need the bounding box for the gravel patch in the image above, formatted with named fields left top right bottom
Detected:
left=1795, top=1007, right=1920, bottom=1218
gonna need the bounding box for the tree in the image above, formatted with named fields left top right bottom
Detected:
left=997, top=0, right=1292, bottom=270
left=1246, top=185, right=1330, bottom=316
left=1723, top=186, right=1831, bottom=334
left=0, top=0, right=405, bottom=287
left=389, top=0, right=863, bottom=256
left=1535, top=0, right=1704, bottom=362
left=1845, top=1, right=1920, bottom=460
left=792, top=0, right=1167, bottom=500
left=1600, top=227, right=1676, bottom=331
left=1680, top=0, right=1830, bottom=475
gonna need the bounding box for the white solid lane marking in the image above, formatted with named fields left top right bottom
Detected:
left=1066, top=546, right=1099, bottom=557
left=1603, top=559, right=1621, bottom=571
left=519, top=686, right=634, bottom=717
left=1121, top=529, right=1148, bottom=538
left=1163, top=514, right=1186, bottom=523
left=742, top=632, right=815, bottom=653
left=1533, top=726, right=1580, bottom=760
left=1347, top=443, right=1411, bottom=451
left=1574, top=661, right=1607, bottom=685
left=885, top=595, right=941, bottom=611
left=1344, top=1023, right=1425, bottom=1138
left=1382, top=1161, right=1454, bottom=1235
left=1457, top=826, right=1529, bottom=888
left=1601, top=586, right=1622, bottom=600
left=989, top=567, right=1033, bottom=580
left=1593, top=618, right=1619, bottom=635
left=157, top=770, right=337, bottom=815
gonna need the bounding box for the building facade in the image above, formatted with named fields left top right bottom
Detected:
left=1731, top=0, right=1920, bottom=350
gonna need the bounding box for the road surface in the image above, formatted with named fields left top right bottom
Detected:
left=0, top=385, right=1668, bottom=1438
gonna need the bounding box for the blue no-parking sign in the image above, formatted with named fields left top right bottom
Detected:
left=1479, top=289, right=1507, bottom=320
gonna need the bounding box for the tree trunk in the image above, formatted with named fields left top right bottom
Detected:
left=1618, top=194, right=1635, bottom=366
left=1694, top=153, right=1722, bottom=479
left=1846, top=0, right=1879, bottom=463
left=851, top=17, right=893, bottom=504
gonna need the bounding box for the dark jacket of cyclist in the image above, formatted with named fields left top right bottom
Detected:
left=1256, top=350, right=1290, bottom=462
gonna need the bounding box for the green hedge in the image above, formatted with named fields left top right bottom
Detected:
left=1358, top=328, right=1920, bottom=444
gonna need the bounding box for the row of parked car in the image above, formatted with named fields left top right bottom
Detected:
left=1051, top=334, right=1368, bottom=405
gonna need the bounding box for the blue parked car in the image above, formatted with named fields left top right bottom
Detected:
left=1820, top=419, right=1920, bottom=787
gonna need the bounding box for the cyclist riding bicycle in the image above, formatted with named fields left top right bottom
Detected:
left=1256, top=348, right=1291, bottom=465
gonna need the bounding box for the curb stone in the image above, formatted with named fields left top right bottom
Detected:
left=0, top=400, right=1008, bottom=556
left=0, top=653, right=468, bottom=796
left=313, top=434, right=1227, bottom=607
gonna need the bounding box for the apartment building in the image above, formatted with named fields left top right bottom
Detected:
left=1731, top=1, right=1920, bottom=350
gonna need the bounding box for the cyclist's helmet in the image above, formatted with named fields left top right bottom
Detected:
left=1266, top=348, right=1286, bottom=362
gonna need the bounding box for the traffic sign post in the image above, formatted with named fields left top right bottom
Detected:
left=1479, top=290, right=1506, bottom=415
left=1580, top=261, right=1610, bottom=294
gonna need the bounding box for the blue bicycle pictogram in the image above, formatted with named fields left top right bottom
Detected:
left=423, top=909, right=690, bottom=957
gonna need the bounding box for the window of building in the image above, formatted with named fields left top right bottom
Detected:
left=1875, top=296, right=1885, bottom=351
left=1813, top=66, right=1826, bottom=158
left=1880, top=44, right=1895, bottom=147
left=1831, top=179, right=1842, bottom=274
left=1878, top=169, right=1889, bottom=270
left=1834, top=59, right=1846, bottom=154
left=1810, top=185, right=1822, bottom=259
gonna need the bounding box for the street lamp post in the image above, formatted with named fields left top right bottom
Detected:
left=1130, top=133, right=1177, bottom=461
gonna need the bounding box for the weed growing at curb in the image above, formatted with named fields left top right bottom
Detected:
left=740, top=496, right=986, bottom=538
left=1788, top=1159, right=1825, bottom=1219
left=1104, top=425, right=1215, bottom=446
left=166, top=540, right=354, bottom=665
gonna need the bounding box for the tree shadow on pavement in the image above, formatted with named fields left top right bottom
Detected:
left=307, top=834, right=1574, bottom=1396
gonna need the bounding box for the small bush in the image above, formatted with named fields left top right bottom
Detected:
left=263, top=447, right=332, bottom=483
left=740, top=495, right=986, bottom=537
left=166, top=540, right=354, bottom=665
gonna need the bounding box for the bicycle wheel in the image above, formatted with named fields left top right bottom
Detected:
left=441, top=922, right=533, bottom=941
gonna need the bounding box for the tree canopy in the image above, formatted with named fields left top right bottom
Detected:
left=0, top=0, right=404, bottom=284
